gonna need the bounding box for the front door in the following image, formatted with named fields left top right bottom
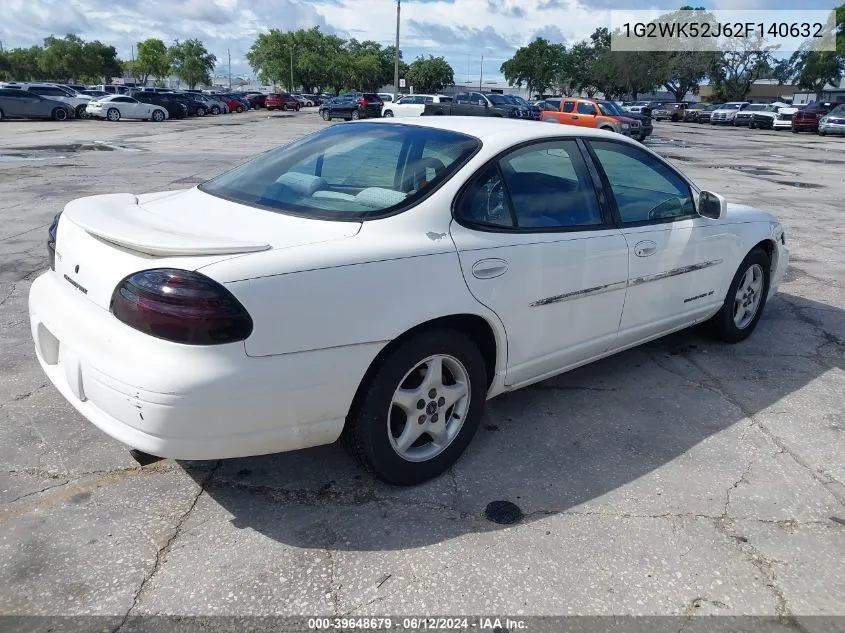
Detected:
left=450, top=138, right=629, bottom=387
left=585, top=138, right=736, bottom=346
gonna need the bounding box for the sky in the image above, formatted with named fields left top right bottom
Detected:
left=0, top=0, right=838, bottom=84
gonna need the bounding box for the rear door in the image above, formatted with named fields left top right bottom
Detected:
left=450, top=138, right=629, bottom=386
left=573, top=100, right=598, bottom=128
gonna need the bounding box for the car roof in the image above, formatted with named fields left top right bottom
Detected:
left=356, top=116, right=637, bottom=144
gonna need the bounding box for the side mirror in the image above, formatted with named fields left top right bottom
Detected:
left=698, top=190, right=726, bottom=220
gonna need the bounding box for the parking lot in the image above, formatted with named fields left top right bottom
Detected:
left=1, top=111, right=843, bottom=626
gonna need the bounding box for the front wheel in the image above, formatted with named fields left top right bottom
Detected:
left=196, top=107, right=206, bottom=117
left=106, top=108, right=120, bottom=122
left=792, top=128, right=799, bottom=133
left=75, top=104, right=87, bottom=119
left=342, top=330, right=487, bottom=486
left=151, top=109, right=165, bottom=122
left=749, top=121, right=756, bottom=129
left=211, top=106, right=220, bottom=115
left=709, top=248, right=770, bottom=343
left=53, top=108, right=69, bottom=121
left=236, top=105, right=244, bottom=113
left=383, top=110, right=394, bottom=117
left=321, top=110, right=331, bottom=121
left=351, top=110, right=360, bottom=120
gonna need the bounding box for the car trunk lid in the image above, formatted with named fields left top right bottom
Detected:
left=56, top=188, right=360, bottom=312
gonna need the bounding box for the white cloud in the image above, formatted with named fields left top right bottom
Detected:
left=0, top=0, right=650, bottom=82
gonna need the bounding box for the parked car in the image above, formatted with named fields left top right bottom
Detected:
left=293, top=93, right=316, bottom=107
left=540, top=97, right=642, bottom=139
left=247, top=93, right=267, bottom=109
left=378, top=93, right=395, bottom=103
left=89, top=84, right=130, bottom=95
left=792, top=101, right=836, bottom=133
left=0, top=82, right=92, bottom=119
left=265, top=93, right=301, bottom=111
left=29, top=118, right=788, bottom=485
left=319, top=92, right=382, bottom=120
left=0, top=88, right=74, bottom=121
left=696, top=103, right=723, bottom=123
left=133, top=92, right=189, bottom=119
left=710, top=102, right=750, bottom=125
left=190, top=93, right=227, bottom=115
left=509, top=95, right=542, bottom=120
left=683, top=104, right=706, bottom=122
left=422, top=92, right=528, bottom=118
left=81, top=90, right=109, bottom=99
left=623, top=101, right=653, bottom=114
left=652, top=103, right=692, bottom=122
left=163, top=93, right=209, bottom=116
left=746, top=102, right=793, bottom=129
left=382, top=94, right=452, bottom=117
left=595, top=99, right=653, bottom=141
left=818, top=103, right=845, bottom=136
left=535, top=98, right=561, bottom=112
left=733, top=103, right=774, bottom=127
left=86, top=95, right=169, bottom=122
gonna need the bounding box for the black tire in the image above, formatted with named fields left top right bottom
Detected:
left=211, top=106, right=220, bottom=115
left=749, top=121, right=756, bottom=129
left=151, top=109, right=165, bottom=122
left=383, top=110, right=394, bottom=117
left=53, top=108, right=69, bottom=122
left=282, top=104, right=288, bottom=111
left=818, top=130, right=826, bottom=136
left=197, top=106, right=206, bottom=117
left=295, top=104, right=301, bottom=111
left=709, top=247, right=771, bottom=343
left=0, top=108, right=4, bottom=121
left=351, top=110, right=360, bottom=120
left=321, top=110, right=331, bottom=121
left=75, top=104, right=87, bottom=119
left=106, top=108, right=120, bottom=122
left=792, top=127, right=799, bottom=133
left=342, top=329, right=487, bottom=486
left=236, top=105, right=244, bottom=113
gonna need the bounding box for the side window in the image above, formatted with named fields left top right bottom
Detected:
left=577, top=102, right=597, bottom=115
left=457, top=141, right=603, bottom=230
left=471, top=93, right=487, bottom=106
left=424, top=96, right=434, bottom=104
left=562, top=101, right=575, bottom=113
left=499, top=141, right=603, bottom=229
left=455, top=94, right=469, bottom=103
left=590, top=140, right=695, bottom=223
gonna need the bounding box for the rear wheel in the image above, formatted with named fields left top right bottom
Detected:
left=106, top=108, right=120, bottom=122
left=749, top=120, right=756, bottom=129
left=53, top=108, right=69, bottom=121
left=0, top=109, right=4, bottom=121
left=709, top=247, right=770, bottom=343
left=282, top=104, right=288, bottom=111
left=196, top=106, right=207, bottom=117
left=383, top=110, right=394, bottom=117
left=351, top=110, right=360, bottom=120
left=236, top=105, right=244, bottom=113
left=211, top=106, right=220, bottom=115
left=321, top=109, right=331, bottom=121
left=75, top=104, right=87, bottom=119
left=342, top=329, right=487, bottom=486
left=792, top=127, right=799, bottom=133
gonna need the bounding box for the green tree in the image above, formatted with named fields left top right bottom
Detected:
left=168, top=39, right=216, bottom=89
left=406, top=55, right=454, bottom=93
left=39, top=35, right=86, bottom=81
left=796, top=52, right=844, bottom=98
left=135, top=38, right=170, bottom=85
left=500, top=37, right=568, bottom=97
left=247, top=29, right=293, bottom=87
left=710, top=36, right=777, bottom=101
left=0, top=46, right=45, bottom=81
left=80, top=40, right=121, bottom=83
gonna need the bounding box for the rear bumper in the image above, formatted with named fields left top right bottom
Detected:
left=792, top=120, right=818, bottom=131
left=28, top=272, right=378, bottom=460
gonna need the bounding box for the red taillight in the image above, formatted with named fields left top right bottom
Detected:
left=110, top=269, right=253, bottom=345
left=359, top=99, right=368, bottom=106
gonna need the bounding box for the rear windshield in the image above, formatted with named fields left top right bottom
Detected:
left=363, top=93, right=380, bottom=101
left=199, top=123, right=480, bottom=220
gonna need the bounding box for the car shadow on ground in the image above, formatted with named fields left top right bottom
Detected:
left=184, top=292, right=844, bottom=551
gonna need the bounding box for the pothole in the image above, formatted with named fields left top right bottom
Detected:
left=644, top=136, right=690, bottom=148
left=717, top=165, right=784, bottom=176
left=771, top=180, right=824, bottom=189
left=484, top=500, right=524, bottom=525
left=5, top=141, right=140, bottom=153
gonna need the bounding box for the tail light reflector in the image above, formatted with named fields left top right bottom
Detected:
left=110, top=269, right=253, bottom=345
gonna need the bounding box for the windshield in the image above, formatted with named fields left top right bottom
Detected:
left=511, top=96, right=528, bottom=105
left=721, top=103, right=743, bottom=110
left=745, top=105, right=768, bottom=111
left=487, top=94, right=511, bottom=105
left=597, top=101, right=623, bottom=116
left=199, top=123, right=480, bottom=220
left=829, top=104, right=845, bottom=115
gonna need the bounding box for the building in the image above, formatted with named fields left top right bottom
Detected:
left=698, top=79, right=799, bottom=103
left=791, top=76, right=845, bottom=105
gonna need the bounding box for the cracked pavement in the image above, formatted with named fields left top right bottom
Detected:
left=1, top=113, right=843, bottom=625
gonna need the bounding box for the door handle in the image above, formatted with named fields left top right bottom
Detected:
left=472, top=258, right=508, bottom=279
left=572, top=115, right=579, bottom=120
left=634, top=240, right=658, bottom=257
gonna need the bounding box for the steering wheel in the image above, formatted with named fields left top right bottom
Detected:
left=400, top=157, right=446, bottom=192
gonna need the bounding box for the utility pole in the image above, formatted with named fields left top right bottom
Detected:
left=290, top=43, right=294, bottom=91
left=228, top=49, right=232, bottom=90
left=479, top=55, right=483, bottom=91
left=393, top=0, right=401, bottom=99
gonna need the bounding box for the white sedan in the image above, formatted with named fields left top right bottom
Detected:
left=29, top=118, right=788, bottom=485
left=86, top=95, right=169, bottom=122
left=382, top=94, right=452, bottom=117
